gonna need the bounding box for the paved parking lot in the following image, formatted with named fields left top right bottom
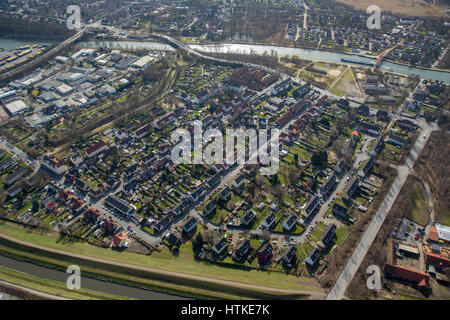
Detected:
left=392, top=217, right=425, bottom=244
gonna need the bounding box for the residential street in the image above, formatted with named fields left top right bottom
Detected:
left=326, top=120, right=436, bottom=300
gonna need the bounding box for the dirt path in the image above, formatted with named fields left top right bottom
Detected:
left=415, top=174, right=435, bottom=235
left=328, top=65, right=349, bottom=91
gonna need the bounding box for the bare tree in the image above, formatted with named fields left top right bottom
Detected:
left=273, top=185, right=284, bottom=201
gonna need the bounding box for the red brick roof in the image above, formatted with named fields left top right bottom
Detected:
left=86, top=141, right=105, bottom=155
left=428, top=226, right=439, bottom=242
left=113, top=233, right=127, bottom=246
left=385, top=264, right=430, bottom=288
left=70, top=196, right=84, bottom=209
left=59, top=190, right=73, bottom=201
left=425, top=252, right=450, bottom=268
left=45, top=201, right=57, bottom=209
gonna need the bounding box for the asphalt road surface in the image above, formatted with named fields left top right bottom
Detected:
left=326, top=122, right=435, bottom=300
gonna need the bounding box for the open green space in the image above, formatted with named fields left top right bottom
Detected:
left=0, top=222, right=319, bottom=298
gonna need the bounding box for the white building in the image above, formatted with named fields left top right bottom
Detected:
left=41, top=155, right=67, bottom=175
left=436, top=224, right=450, bottom=243
left=56, top=84, right=74, bottom=96
left=55, top=56, right=69, bottom=64
left=4, top=100, right=29, bottom=116
left=71, top=48, right=97, bottom=60
left=131, top=55, right=154, bottom=69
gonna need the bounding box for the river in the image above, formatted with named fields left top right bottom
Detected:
left=83, top=40, right=449, bottom=84
left=1, top=37, right=449, bottom=83
left=0, top=37, right=53, bottom=50
left=0, top=254, right=189, bottom=300
left=188, top=43, right=450, bottom=84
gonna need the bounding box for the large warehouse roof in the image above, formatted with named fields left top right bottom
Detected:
left=436, top=224, right=450, bottom=242
left=4, top=100, right=28, bottom=115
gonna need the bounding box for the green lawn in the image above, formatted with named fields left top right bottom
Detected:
left=0, top=222, right=320, bottom=292
left=309, top=223, right=326, bottom=240
left=335, top=226, right=350, bottom=246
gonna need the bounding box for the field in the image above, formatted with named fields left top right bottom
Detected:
left=334, top=0, right=449, bottom=18
left=299, top=62, right=346, bottom=90
left=330, top=67, right=362, bottom=97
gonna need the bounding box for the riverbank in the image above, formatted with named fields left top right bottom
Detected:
left=186, top=42, right=450, bottom=83
left=177, top=37, right=447, bottom=73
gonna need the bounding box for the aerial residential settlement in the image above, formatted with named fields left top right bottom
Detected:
left=0, top=0, right=448, bottom=303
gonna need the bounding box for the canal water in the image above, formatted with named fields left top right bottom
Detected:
left=189, top=43, right=450, bottom=83
left=80, top=40, right=450, bottom=83
left=0, top=254, right=189, bottom=300
left=1, top=37, right=449, bottom=83
left=0, top=37, right=53, bottom=50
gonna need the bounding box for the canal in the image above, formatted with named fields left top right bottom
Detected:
left=1, top=37, right=448, bottom=83
left=0, top=254, right=189, bottom=300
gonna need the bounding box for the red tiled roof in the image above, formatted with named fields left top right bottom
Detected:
left=428, top=226, right=439, bottom=242
left=46, top=201, right=57, bottom=209
left=385, top=264, right=430, bottom=288
left=425, top=252, right=450, bottom=268
left=59, top=190, right=73, bottom=201
left=86, top=141, right=105, bottom=155
left=113, top=233, right=127, bottom=246
left=70, top=196, right=84, bottom=209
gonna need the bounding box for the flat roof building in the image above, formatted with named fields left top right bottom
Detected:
left=56, top=84, right=74, bottom=96
left=436, top=224, right=450, bottom=242
left=132, top=55, right=154, bottom=69
left=4, top=100, right=29, bottom=116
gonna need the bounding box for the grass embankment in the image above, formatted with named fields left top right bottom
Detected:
left=414, top=130, right=450, bottom=226
left=0, top=265, right=129, bottom=300
left=0, top=222, right=312, bottom=299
